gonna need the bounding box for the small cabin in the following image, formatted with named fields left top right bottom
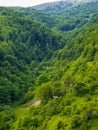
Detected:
left=53, top=96, right=58, bottom=99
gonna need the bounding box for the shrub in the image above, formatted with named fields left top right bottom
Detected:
left=74, top=82, right=89, bottom=96
left=71, top=115, right=82, bottom=128
left=57, top=120, right=64, bottom=130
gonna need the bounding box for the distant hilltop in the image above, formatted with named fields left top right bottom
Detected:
left=59, top=0, right=98, bottom=3
left=32, top=0, right=98, bottom=11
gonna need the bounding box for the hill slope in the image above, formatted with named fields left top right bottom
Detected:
left=0, top=2, right=98, bottom=130
left=32, top=0, right=98, bottom=12
left=14, top=1, right=98, bottom=31
left=0, top=7, right=65, bottom=105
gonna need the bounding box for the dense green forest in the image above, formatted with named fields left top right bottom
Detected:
left=14, top=1, right=98, bottom=31
left=0, top=1, right=98, bottom=130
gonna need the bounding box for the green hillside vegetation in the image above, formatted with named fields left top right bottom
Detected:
left=0, top=1, right=98, bottom=130
left=14, top=1, right=98, bottom=31
left=0, top=7, right=65, bottom=104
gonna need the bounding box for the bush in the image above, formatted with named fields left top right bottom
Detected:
left=57, top=120, right=64, bottom=130
left=22, top=90, right=34, bottom=103
left=74, top=82, right=89, bottom=96
left=36, top=82, right=53, bottom=104
left=71, top=115, right=82, bottom=128
left=62, top=106, right=71, bottom=116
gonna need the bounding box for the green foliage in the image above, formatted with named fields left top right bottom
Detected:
left=0, top=7, right=65, bottom=105
left=74, top=82, right=89, bottom=96
left=71, top=115, right=82, bottom=128
left=14, top=1, right=98, bottom=32
left=36, top=74, right=49, bottom=86
left=22, top=90, right=34, bottom=103
left=57, top=120, right=64, bottom=130
left=36, top=82, right=53, bottom=103
left=0, top=1, right=98, bottom=130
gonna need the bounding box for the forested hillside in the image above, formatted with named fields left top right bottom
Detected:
left=14, top=1, right=98, bottom=31
left=32, top=0, right=73, bottom=11
left=0, top=7, right=66, bottom=104
left=0, top=0, right=98, bottom=130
